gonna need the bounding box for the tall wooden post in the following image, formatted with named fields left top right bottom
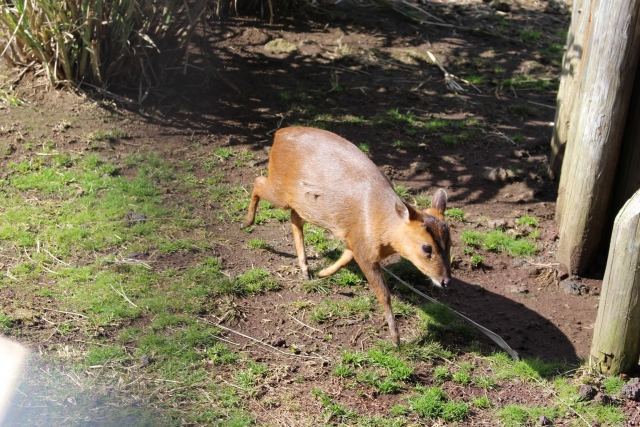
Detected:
left=590, top=190, right=640, bottom=375
left=549, top=0, right=593, bottom=183
left=552, top=0, right=596, bottom=225
left=556, top=0, right=640, bottom=274
left=612, top=63, right=640, bottom=217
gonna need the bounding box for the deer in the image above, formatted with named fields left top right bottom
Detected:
left=241, top=127, right=451, bottom=345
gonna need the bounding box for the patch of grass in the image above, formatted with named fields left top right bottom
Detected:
left=309, top=297, right=377, bottom=324
left=215, top=147, right=235, bottom=159
left=367, top=347, right=413, bottom=381
left=513, top=133, right=526, bottom=144
left=441, top=134, right=458, bottom=145
left=445, top=208, right=465, bottom=222
left=85, top=345, right=126, bottom=365
left=412, top=192, right=432, bottom=209
left=409, top=386, right=469, bottom=421
left=461, top=230, right=538, bottom=257
left=487, top=353, right=564, bottom=381
left=358, top=143, right=370, bottom=152
left=248, top=239, right=269, bottom=249
left=520, top=29, right=542, bottom=43
left=497, top=405, right=558, bottom=427
left=516, top=215, right=539, bottom=227
left=311, top=389, right=357, bottom=423
left=512, top=104, right=539, bottom=118
left=452, top=370, right=471, bottom=385
left=333, top=364, right=355, bottom=378
left=393, top=183, right=411, bottom=200
left=470, top=254, right=485, bottom=267
left=472, top=396, right=492, bottom=408
left=603, top=376, right=625, bottom=394
left=88, top=127, right=127, bottom=142
left=473, top=375, right=497, bottom=390
left=0, top=311, right=13, bottom=330
left=433, top=366, right=450, bottom=383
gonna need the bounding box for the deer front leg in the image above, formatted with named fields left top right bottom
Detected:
left=356, top=257, right=399, bottom=346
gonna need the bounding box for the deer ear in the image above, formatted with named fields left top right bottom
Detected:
left=431, top=189, right=447, bottom=213
left=395, top=198, right=410, bottom=223
left=424, top=189, right=447, bottom=221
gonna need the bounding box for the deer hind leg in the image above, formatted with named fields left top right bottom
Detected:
left=356, top=257, right=399, bottom=346
left=241, top=176, right=268, bottom=229
left=318, top=248, right=354, bottom=278
left=290, top=210, right=311, bottom=279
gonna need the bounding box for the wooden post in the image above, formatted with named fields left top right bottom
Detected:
left=556, top=0, right=640, bottom=274
left=590, top=190, right=640, bottom=375
left=549, top=0, right=593, bottom=183
left=612, top=63, right=640, bottom=217
left=553, top=0, right=596, bottom=225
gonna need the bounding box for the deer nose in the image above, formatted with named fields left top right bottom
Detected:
left=441, top=277, right=450, bottom=287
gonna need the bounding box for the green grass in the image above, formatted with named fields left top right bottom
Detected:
left=247, top=238, right=269, bottom=249
left=358, top=142, right=370, bottom=152
left=409, top=386, right=469, bottom=421
left=461, top=230, right=538, bottom=257
left=445, top=208, right=466, bottom=222
left=393, top=183, right=411, bottom=200
left=472, top=395, right=492, bottom=408
left=470, top=254, right=485, bottom=267
left=433, top=366, right=450, bottom=383
left=603, top=376, right=625, bottom=394
left=516, top=215, right=539, bottom=227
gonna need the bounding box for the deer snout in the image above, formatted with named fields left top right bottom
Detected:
left=441, top=277, right=450, bottom=287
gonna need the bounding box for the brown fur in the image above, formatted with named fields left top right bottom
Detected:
left=241, top=127, right=452, bottom=345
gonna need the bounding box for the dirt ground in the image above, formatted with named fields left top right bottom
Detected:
left=2, top=0, right=628, bottom=424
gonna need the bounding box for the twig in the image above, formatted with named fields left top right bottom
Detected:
left=527, top=100, right=556, bottom=110
left=109, top=283, right=138, bottom=308
left=44, top=249, right=71, bottom=266
left=524, top=260, right=560, bottom=268
left=399, top=0, right=445, bottom=22
left=489, top=127, right=517, bottom=145
left=533, top=377, right=592, bottom=427
left=211, top=322, right=326, bottom=360
left=383, top=267, right=519, bottom=361
left=426, top=51, right=466, bottom=93
left=39, top=307, right=87, bottom=318
left=287, top=313, right=324, bottom=334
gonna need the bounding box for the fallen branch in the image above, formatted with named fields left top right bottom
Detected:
left=210, top=321, right=326, bottom=361
left=109, top=283, right=138, bottom=308
left=383, top=267, right=519, bottom=361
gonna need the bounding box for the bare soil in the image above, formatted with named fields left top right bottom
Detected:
left=2, top=0, right=629, bottom=424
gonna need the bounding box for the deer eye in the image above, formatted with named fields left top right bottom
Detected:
left=422, top=244, right=432, bottom=255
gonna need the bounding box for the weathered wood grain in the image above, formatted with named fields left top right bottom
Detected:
left=590, top=190, right=640, bottom=375
left=557, top=0, right=640, bottom=274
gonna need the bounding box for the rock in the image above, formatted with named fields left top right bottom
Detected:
left=513, top=259, right=526, bottom=268
left=471, top=284, right=485, bottom=293
left=527, top=267, right=541, bottom=277
left=409, top=161, right=428, bottom=174
left=140, top=354, right=152, bottom=367
left=125, top=211, right=147, bottom=224
left=263, top=146, right=271, bottom=155
left=270, top=337, right=286, bottom=347
left=593, top=392, right=614, bottom=405
left=540, top=415, right=552, bottom=425
left=488, top=219, right=508, bottom=229
left=493, top=2, right=511, bottom=12
left=12, top=308, right=38, bottom=326
left=264, top=38, right=298, bottom=54
left=578, top=385, right=597, bottom=401
left=506, top=285, right=528, bottom=294
left=622, top=382, right=640, bottom=401
left=560, top=280, right=589, bottom=295
left=483, top=167, right=517, bottom=184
